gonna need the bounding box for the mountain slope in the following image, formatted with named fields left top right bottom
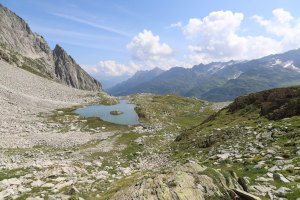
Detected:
left=53, top=45, right=102, bottom=91
left=108, top=61, right=235, bottom=96
left=107, top=67, right=164, bottom=95
left=108, top=50, right=300, bottom=101
left=172, top=86, right=300, bottom=199
left=0, top=3, right=102, bottom=91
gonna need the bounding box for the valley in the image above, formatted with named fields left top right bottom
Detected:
left=0, top=2, right=299, bottom=200
left=1, top=57, right=299, bottom=199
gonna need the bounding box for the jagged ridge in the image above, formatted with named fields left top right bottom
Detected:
left=0, top=3, right=102, bottom=91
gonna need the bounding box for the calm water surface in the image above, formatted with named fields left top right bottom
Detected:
left=73, top=100, right=140, bottom=125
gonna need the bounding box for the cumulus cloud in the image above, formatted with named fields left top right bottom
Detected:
left=184, top=11, right=244, bottom=39
left=246, top=36, right=281, bottom=59
left=83, top=61, right=142, bottom=77
left=127, top=29, right=174, bottom=61
left=183, top=9, right=300, bottom=64
left=184, top=11, right=247, bottom=63
left=253, top=8, right=300, bottom=50
left=98, top=60, right=141, bottom=76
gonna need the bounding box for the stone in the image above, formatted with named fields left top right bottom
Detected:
left=232, top=189, right=261, bottom=200
left=119, top=167, right=132, bottom=176
left=68, top=186, right=79, bottom=195
left=196, top=184, right=206, bottom=193
left=273, top=173, right=290, bottom=183
left=254, top=163, right=264, bottom=169
left=256, top=177, right=271, bottom=182
left=267, top=148, right=276, bottom=154
left=96, top=172, right=109, bottom=180
left=274, top=156, right=284, bottom=160
left=0, top=179, right=10, bottom=189
left=84, top=162, right=92, bottom=166
left=284, top=141, right=294, bottom=147
left=53, top=180, right=74, bottom=191
left=282, top=164, right=294, bottom=170
left=42, top=183, right=55, bottom=188
left=93, top=160, right=102, bottom=167
left=268, top=165, right=280, bottom=172
left=0, top=188, right=15, bottom=199
left=275, top=187, right=292, bottom=197
left=31, top=180, right=44, bottom=187
left=275, top=160, right=284, bottom=166
left=216, top=153, right=230, bottom=160
left=238, top=177, right=248, bottom=192
left=7, top=178, right=22, bottom=185
left=252, top=185, right=273, bottom=194
left=24, top=197, right=44, bottom=200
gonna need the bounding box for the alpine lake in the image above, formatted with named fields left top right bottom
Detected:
left=73, top=100, right=140, bottom=125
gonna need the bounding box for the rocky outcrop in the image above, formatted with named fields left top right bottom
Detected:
left=111, top=163, right=260, bottom=200
left=227, top=86, right=300, bottom=120
left=0, top=3, right=102, bottom=91
left=0, top=4, right=54, bottom=72
left=53, top=45, right=102, bottom=91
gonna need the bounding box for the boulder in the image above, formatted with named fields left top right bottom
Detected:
left=232, top=189, right=261, bottom=200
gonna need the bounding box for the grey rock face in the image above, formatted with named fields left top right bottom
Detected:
left=110, top=163, right=261, bottom=200
left=53, top=45, right=102, bottom=91
left=0, top=4, right=102, bottom=92
left=0, top=4, right=54, bottom=72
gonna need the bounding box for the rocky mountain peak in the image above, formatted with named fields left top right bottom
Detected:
left=53, top=44, right=102, bottom=91
left=53, top=44, right=72, bottom=63
left=53, top=44, right=64, bottom=54
left=0, top=4, right=102, bottom=92
left=0, top=3, right=53, bottom=65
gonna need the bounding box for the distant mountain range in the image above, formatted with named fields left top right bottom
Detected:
left=108, top=49, right=300, bottom=101
left=0, top=4, right=102, bottom=91
left=107, top=67, right=164, bottom=95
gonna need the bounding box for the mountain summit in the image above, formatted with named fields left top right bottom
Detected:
left=53, top=45, right=102, bottom=91
left=0, top=4, right=102, bottom=91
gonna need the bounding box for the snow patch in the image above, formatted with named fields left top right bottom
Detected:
left=228, top=71, right=243, bottom=80
left=270, top=59, right=300, bottom=72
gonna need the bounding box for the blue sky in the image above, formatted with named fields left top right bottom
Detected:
left=2, top=0, right=300, bottom=85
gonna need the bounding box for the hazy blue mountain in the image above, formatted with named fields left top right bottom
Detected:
left=93, top=74, right=131, bottom=90
left=107, top=67, right=164, bottom=96
left=108, top=49, right=300, bottom=101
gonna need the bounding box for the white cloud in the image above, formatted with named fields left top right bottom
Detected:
left=83, top=61, right=142, bottom=77
left=82, top=65, right=99, bottom=74
left=183, top=9, right=300, bottom=64
left=83, top=58, right=192, bottom=77
left=253, top=8, right=300, bottom=51
left=184, top=11, right=248, bottom=64
left=167, top=21, right=182, bottom=29
left=183, top=11, right=244, bottom=39
left=98, top=60, right=141, bottom=76
left=253, top=9, right=293, bottom=36
left=246, top=36, right=281, bottom=59
left=127, top=30, right=174, bottom=61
